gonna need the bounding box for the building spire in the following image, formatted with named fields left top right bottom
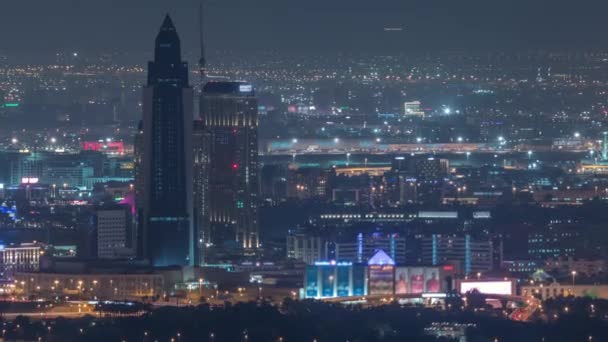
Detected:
left=199, top=1, right=207, bottom=85
left=161, top=13, right=176, bottom=31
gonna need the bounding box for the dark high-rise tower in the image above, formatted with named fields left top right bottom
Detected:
left=142, top=15, right=194, bottom=266
left=200, top=82, right=259, bottom=252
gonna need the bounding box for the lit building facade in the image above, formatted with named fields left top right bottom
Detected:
left=0, top=243, right=42, bottom=281
left=521, top=283, right=608, bottom=300
left=200, top=81, right=259, bottom=251
left=286, top=232, right=406, bottom=265
left=421, top=234, right=498, bottom=275
left=403, top=101, right=425, bottom=117
left=528, top=226, right=581, bottom=260
left=286, top=230, right=324, bottom=265
left=302, top=250, right=455, bottom=299
left=304, top=262, right=368, bottom=299
left=329, top=233, right=406, bottom=264
left=193, top=120, right=211, bottom=264
left=14, top=272, right=163, bottom=300
left=97, top=207, right=134, bottom=259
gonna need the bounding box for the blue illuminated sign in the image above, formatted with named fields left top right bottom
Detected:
left=314, top=261, right=352, bottom=267
left=239, top=84, right=253, bottom=93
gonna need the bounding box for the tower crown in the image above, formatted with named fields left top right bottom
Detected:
left=154, top=14, right=181, bottom=64
left=160, top=14, right=176, bottom=32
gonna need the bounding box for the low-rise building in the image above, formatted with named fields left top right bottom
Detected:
left=0, top=243, right=42, bottom=281
left=14, top=271, right=163, bottom=300
left=521, top=283, right=608, bottom=300
left=421, top=234, right=499, bottom=275
left=544, top=257, right=607, bottom=277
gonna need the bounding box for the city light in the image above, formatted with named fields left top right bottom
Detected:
left=0, top=6, right=605, bottom=340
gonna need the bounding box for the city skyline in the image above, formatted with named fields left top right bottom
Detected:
left=2, top=4, right=608, bottom=342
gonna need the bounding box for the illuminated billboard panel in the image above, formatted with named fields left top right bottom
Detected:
left=352, top=265, right=367, bottom=296
left=459, top=280, right=514, bottom=296
left=425, top=268, right=441, bottom=293
left=320, top=266, right=335, bottom=297
left=305, top=266, right=319, bottom=298
left=369, top=265, right=394, bottom=295
left=409, top=267, right=425, bottom=294
left=336, top=266, right=350, bottom=297
left=395, top=267, right=408, bottom=294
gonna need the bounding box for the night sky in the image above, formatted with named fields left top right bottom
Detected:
left=1, top=0, right=608, bottom=53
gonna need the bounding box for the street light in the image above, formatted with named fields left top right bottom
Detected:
left=571, top=270, right=577, bottom=285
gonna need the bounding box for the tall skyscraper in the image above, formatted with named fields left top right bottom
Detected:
left=200, top=82, right=259, bottom=252
left=133, top=120, right=145, bottom=258
left=193, top=119, right=211, bottom=264
left=141, top=15, right=194, bottom=266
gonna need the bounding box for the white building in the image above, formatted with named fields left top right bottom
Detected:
left=286, top=231, right=324, bottom=265
left=0, top=243, right=42, bottom=280
left=403, top=101, right=425, bottom=118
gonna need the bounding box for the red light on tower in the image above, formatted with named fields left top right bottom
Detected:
left=232, top=163, right=239, bottom=170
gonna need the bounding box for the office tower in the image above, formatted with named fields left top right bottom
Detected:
left=8, top=152, right=45, bottom=186
left=193, top=120, right=211, bottom=264
left=286, top=229, right=324, bottom=265
left=200, top=82, right=259, bottom=252
left=331, top=233, right=406, bottom=264
left=603, top=132, right=608, bottom=161
left=96, top=206, right=134, bottom=259
left=141, top=15, right=194, bottom=266
left=133, top=121, right=144, bottom=258
left=421, top=234, right=498, bottom=274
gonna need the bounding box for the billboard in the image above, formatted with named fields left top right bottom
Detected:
left=409, top=267, right=425, bottom=294
left=395, top=267, right=409, bottom=294
left=336, top=266, right=350, bottom=297
left=305, top=266, right=319, bottom=298
left=82, top=141, right=125, bottom=154
left=320, top=266, right=335, bottom=297
left=425, top=268, right=441, bottom=293
left=352, top=265, right=367, bottom=296
left=459, top=280, right=514, bottom=296
left=369, top=265, right=394, bottom=295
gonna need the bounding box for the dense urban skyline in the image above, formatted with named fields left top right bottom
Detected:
left=2, top=3, right=608, bottom=341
